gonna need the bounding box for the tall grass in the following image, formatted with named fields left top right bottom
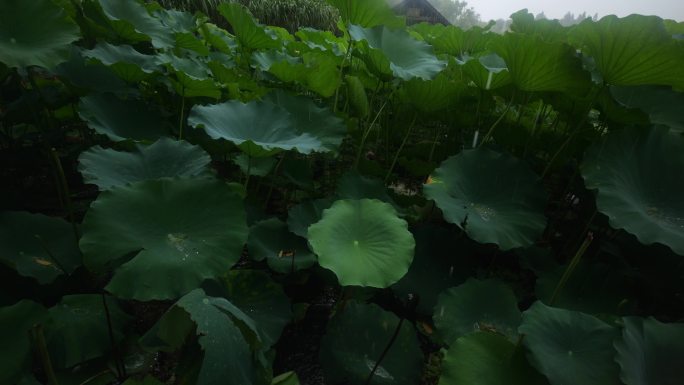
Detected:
left=156, top=0, right=339, bottom=32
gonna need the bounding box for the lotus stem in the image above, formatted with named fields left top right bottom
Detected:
left=102, top=294, right=126, bottom=379
left=354, top=99, right=389, bottom=170
left=549, top=232, right=594, bottom=306
left=385, top=114, right=417, bottom=182
left=480, top=96, right=514, bottom=146
left=264, top=154, right=286, bottom=209
left=31, top=324, right=59, bottom=385
left=50, top=148, right=79, bottom=242
left=333, top=39, right=354, bottom=113
left=364, top=317, right=405, bottom=385
left=178, top=86, right=186, bottom=141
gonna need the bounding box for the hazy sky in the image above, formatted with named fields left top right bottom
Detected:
left=465, top=0, right=684, bottom=21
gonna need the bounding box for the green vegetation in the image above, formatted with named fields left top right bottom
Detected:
left=1, top=0, right=684, bottom=384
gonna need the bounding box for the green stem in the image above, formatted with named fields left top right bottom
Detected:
left=178, top=87, right=186, bottom=140
left=384, top=115, right=417, bottom=182
left=479, top=96, right=514, bottom=146
left=333, top=40, right=353, bottom=113
left=364, top=317, right=405, bottom=385
left=50, top=148, right=79, bottom=242
left=244, top=155, right=252, bottom=190
left=354, top=99, right=389, bottom=169
left=31, top=324, right=59, bottom=385
left=263, top=154, right=287, bottom=209
left=549, top=232, right=594, bottom=306
left=102, top=294, right=126, bottom=379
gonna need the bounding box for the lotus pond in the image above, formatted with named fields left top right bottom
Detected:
left=1, top=0, right=684, bottom=384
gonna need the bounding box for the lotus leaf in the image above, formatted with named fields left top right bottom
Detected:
left=247, top=218, right=316, bottom=274
left=424, top=148, right=547, bottom=250
left=398, top=73, right=464, bottom=113
left=98, top=0, right=174, bottom=49
left=218, top=3, right=279, bottom=50
left=570, top=15, right=684, bottom=88
left=434, top=279, right=521, bottom=344
left=462, top=53, right=512, bottom=90
left=189, top=98, right=336, bottom=156
left=319, top=301, right=423, bottom=385
left=581, top=126, right=684, bottom=256
left=610, top=85, right=684, bottom=133
left=263, top=90, right=346, bottom=154
left=0, top=300, right=47, bottom=384
left=54, top=50, right=128, bottom=93
left=83, top=43, right=160, bottom=82
left=234, top=153, right=276, bottom=177
left=492, top=33, right=590, bottom=93
left=0, top=0, right=80, bottom=69
left=520, top=301, right=621, bottom=385
left=287, top=198, right=334, bottom=238
left=307, top=199, right=414, bottom=288
left=272, top=371, right=300, bottom=385
left=80, top=178, right=247, bottom=300
left=0, top=211, right=81, bottom=284
left=326, top=0, right=403, bottom=28
left=78, top=138, right=212, bottom=190
left=222, top=270, right=292, bottom=348
left=391, top=225, right=473, bottom=315
left=349, top=24, right=446, bottom=81
left=336, top=171, right=393, bottom=203
left=78, top=93, right=169, bottom=141
left=614, top=317, right=684, bottom=385
left=45, top=294, right=130, bottom=368
left=176, top=289, right=256, bottom=385
left=439, top=332, right=549, bottom=385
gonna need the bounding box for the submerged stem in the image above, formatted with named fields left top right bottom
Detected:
left=549, top=232, right=594, bottom=306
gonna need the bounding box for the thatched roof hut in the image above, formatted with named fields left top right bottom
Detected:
left=392, top=0, right=451, bottom=25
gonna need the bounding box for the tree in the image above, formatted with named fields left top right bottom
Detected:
left=428, top=0, right=483, bottom=29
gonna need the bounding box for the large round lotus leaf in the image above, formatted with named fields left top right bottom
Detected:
left=320, top=301, right=423, bottom=385
left=519, top=301, right=621, bottom=385
left=0, top=211, right=81, bottom=284
left=78, top=138, right=212, bottom=191
left=247, top=218, right=316, bottom=274
left=78, top=93, right=169, bottom=142
left=80, top=178, right=248, bottom=300
left=491, top=33, right=590, bottom=93
left=392, top=225, right=474, bottom=315
left=0, top=0, right=80, bottom=69
left=45, top=294, right=130, bottom=368
left=434, top=278, right=521, bottom=344
left=581, top=126, right=684, bottom=256
left=439, top=332, right=549, bottom=385
left=287, top=198, right=334, bottom=238
left=307, top=199, right=415, bottom=288
left=349, top=24, right=446, bottom=81
left=615, top=317, right=684, bottom=385
left=188, top=99, right=335, bottom=157
left=424, top=148, right=547, bottom=250
left=222, top=270, right=292, bottom=348
left=0, top=300, right=47, bottom=384
left=570, top=15, right=684, bottom=88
